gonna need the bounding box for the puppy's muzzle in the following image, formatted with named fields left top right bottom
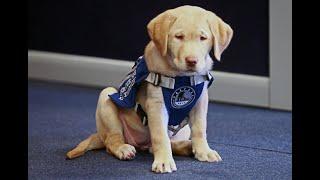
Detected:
left=185, top=56, right=198, bottom=67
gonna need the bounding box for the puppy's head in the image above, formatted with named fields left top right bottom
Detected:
left=147, top=5, right=233, bottom=73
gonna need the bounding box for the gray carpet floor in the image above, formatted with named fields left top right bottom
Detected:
left=28, top=80, right=292, bottom=179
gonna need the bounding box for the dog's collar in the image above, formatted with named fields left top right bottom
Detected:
left=145, top=71, right=213, bottom=89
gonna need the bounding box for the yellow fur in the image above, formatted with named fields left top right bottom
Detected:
left=66, top=5, right=232, bottom=173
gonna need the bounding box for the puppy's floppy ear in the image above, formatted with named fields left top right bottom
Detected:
left=206, top=11, right=233, bottom=61
left=147, top=11, right=177, bottom=56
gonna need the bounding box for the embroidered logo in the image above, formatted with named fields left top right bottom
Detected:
left=117, top=57, right=143, bottom=101
left=171, top=86, right=196, bottom=109
left=119, top=69, right=136, bottom=100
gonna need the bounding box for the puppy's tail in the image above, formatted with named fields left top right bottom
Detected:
left=66, top=133, right=105, bottom=159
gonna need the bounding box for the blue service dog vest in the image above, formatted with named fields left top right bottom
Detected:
left=109, top=56, right=214, bottom=128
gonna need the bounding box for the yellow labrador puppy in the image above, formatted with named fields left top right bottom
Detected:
left=66, top=5, right=233, bottom=173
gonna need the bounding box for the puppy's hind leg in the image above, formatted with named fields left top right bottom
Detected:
left=97, top=87, right=136, bottom=160
left=170, top=124, right=192, bottom=156
left=66, top=133, right=104, bottom=159
left=171, top=140, right=193, bottom=156
left=149, top=140, right=192, bottom=156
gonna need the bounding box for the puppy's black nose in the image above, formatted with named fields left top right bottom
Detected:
left=185, top=56, right=198, bottom=67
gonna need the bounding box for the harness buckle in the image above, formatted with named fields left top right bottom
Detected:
left=190, top=76, right=195, bottom=86
left=154, top=73, right=161, bottom=86
left=168, top=118, right=189, bottom=136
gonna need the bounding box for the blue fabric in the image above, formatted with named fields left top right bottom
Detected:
left=28, top=81, right=292, bottom=180
left=109, top=56, right=149, bottom=108
left=109, top=56, right=214, bottom=126
left=162, top=80, right=204, bottom=125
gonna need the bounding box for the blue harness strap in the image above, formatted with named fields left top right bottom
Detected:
left=109, top=56, right=214, bottom=126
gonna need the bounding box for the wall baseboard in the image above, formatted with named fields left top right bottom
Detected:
left=28, top=50, right=270, bottom=108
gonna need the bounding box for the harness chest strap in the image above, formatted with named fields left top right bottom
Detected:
left=145, top=71, right=213, bottom=89
left=167, top=118, right=189, bottom=136
left=135, top=102, right=190, bottom=136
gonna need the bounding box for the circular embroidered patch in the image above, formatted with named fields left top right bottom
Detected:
left=171, top=86, right=196, bottom=109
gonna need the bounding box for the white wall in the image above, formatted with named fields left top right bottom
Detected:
left=269, top=0, right=292, bottom=110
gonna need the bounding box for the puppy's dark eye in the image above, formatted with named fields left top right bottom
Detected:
left=200, top=36, right=207, bottom=41
left=175, top=35, right=184, bottom=40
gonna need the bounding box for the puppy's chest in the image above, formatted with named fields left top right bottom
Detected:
left=108, top=56, right=214, bottom=126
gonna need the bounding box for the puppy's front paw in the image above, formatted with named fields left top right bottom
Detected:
left=193, top=147, right=222, bottom=162
left=113, top=144, right=136, bottom=160
left=152, top=156, right=177, bottom=173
